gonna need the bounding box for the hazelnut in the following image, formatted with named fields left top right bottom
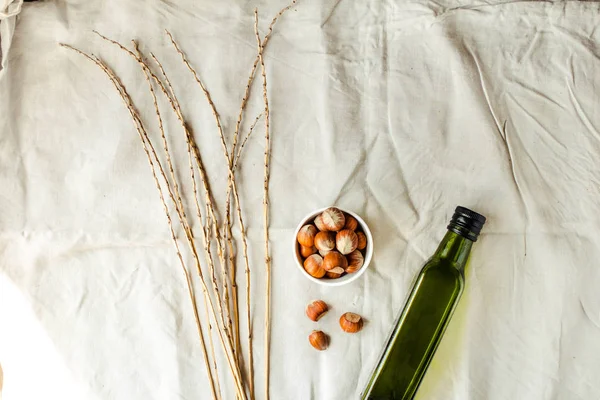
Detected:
left=299, top=245, right=317, bottom=258
left=321, top=207, right=345, bottom=231
left=314, top=214, right=328, bottom=231
left=339, top=312, right=363, bottom=333
left=345, top=250, right=364, bottom=273
left=322, top=251, right=348, bottom=271
left=356, top=232, right=367, bottom=250
left=314, top=231, right=335, bottom=252
left=328, top=266, right=345, bottom=275
left=325, top=270, right=343, bottom=279
left=344, top=214, right=358, bottom=231
left=319, top=249, right=332, bottom=257
left=297, top=225, right=318, bottom=247
left=306, top=300, right=329, bottom=321
left=303, top=254, right=325, bottom=278
left=336, top=230, right=358, bottom=255
left=309, top=330, right=329, bottom=351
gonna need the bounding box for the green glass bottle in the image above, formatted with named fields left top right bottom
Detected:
left=361, top=206, right=486, bottom=400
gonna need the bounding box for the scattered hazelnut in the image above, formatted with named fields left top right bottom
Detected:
left=345, top=250, right=364, bottom=273
left=306, top=300, right=329, bottom=321
left=336, top=229, right=358, bottom=255
left=321, top=207, right=345, bottom=231
left=344, top=214, right=358, bottom=231
left=339, top=312, right=364, bottom=333
left=314, top=231, right=335, bottom=252
left=309, top=330, right=329, bottom=351
left=356, top=232, right=367, bottom=250
left=300, top=245, right=317, bottom=258
left=297, top=225, right=318, bottom=247
left=303, top=254, right=325, bottom=278
left=314, top=214, right=328, bottom=231
left=322, top=251, right=348, bottom=271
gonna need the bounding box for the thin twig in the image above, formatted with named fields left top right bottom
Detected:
left=60, top=43, right=219, bottom=400
left=231, top=0, right=298, bottom=162
left=224, top=4, right=298, bottom=394
left=186, top=140, right=223, bottom=400
left=93, top=31, right=232, bottom=345
left=227, top=6, right=298, bottom=370
left=91, top=33, right=228, bottom=300
left=134, top=41, right=225, bottom=400
left=85, top=34, right=246, bottom=398
left=141, top=50, right=245, bottom=397
left=208, top=3, right=296, bottom=392
left=230, top=112, right=263, bottom=400
left=224, top=0, right=296, bottom=266
left=141, top=50, right=245, bottom=399
left=148, top=50, right=232, bottom=345
left=254, top=10, right=273, bottom=400
left=233, top=112, right=263, bottom=172
left=67, top=6, right=297, bottom=395
left=132, top=44, right=189, bottom=230
left=165, top=30, right=244, bottom=367
left=231, top=179, right=254, bottom=399
left=141, top=48, right=232, bottom=354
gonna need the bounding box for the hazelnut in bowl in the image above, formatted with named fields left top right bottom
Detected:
left=294, top=207, right=373, bottom=286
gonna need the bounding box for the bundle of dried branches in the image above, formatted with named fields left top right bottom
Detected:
left=59, top=2, right=297, bottom=399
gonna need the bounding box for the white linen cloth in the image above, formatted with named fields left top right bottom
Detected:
left=1, top=1, right=600, bottom=399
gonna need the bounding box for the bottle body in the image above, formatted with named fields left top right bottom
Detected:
left=361, top=206, right=484, bottom=400
left=361, top=245, right=466, bottom=399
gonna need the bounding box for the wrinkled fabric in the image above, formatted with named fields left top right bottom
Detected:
left=0, top=0, right=22, bottom=18
left=1, top=1, right=600, bottom=399
left=0, top=0, right=23, bottom=73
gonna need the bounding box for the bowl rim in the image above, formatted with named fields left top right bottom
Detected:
left=293, top=206, right=373, bottom=287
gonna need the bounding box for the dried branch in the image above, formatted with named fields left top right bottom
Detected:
left=187, top=140, right=223, bottom=400
left=254, top=9, right=273, bottom=400
left=165, top=31, right=260, bottom=397
left=214, top=3, right=296, bottom=394
left=134, top=41, right=225, bottom=399
left=164, top=31, right=240, bottom=360
left=148, top=50, right=233, bottom=346
left=140, top=50, right=245, bottom=396
left=84, top=34, right=246, bottom=398
left=231, top=0, right=298, bottom=161
left=223, top=3, right=298, bottom=394
left=64, top=5, right=297, bottom=396
left=60, top=43, right=219, bottom=400
left=91, top=32, right=227, bottom=295
left=233, top=112, right=263, bottom=172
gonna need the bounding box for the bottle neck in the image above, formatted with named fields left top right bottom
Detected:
left=433, top=231, right=473, bottom=270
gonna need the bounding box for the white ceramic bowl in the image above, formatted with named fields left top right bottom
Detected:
left=293, top=207, right=373, bottom=286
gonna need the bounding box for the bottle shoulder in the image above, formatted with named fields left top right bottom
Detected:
left=421, top=257, right=465, bottom=280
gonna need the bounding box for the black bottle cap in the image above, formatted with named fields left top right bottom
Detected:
left=447, top=206, right=486, bottom=242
